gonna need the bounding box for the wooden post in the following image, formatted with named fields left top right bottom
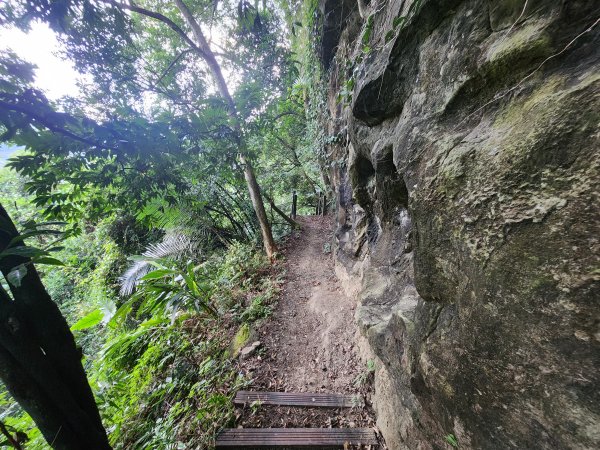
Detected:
left=318, top=192, right=324, bottom=215
left=322, top=194, right=327, bottom=216
left=291, top=191, right=297, bottom=219
left=320, top=192, right=324, bottom=215
left=315, top=191, right=320, bottom=215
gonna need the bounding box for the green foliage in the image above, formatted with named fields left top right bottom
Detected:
left=71, top=308, right=104, bottom=331
left=0, top=0, right=310, bottom=447
left=118, top=233, right=197, bottom=297
left=0, top=219, right=279, bottom=447
left=0, top=217, right=68, bottom=288
left=0, top=390, right=36, bottom=448
left=95, top=240, right=278, bottom=448
left=115, top=260, right=218, bottom=323
left=353, top=359, right=376, bottom=387
left=361, top=14, right=375, bottom=53
left=220, top=241, right=270, bottom=288
left=446, top=433, right=459, bottom=448
left=0, top=50, right=189, bottom=224
left=239, top=290, right=273, bottom=322
left=0, top=150, right=35, bottom=220
left=95, top=315, right=243, bottom=449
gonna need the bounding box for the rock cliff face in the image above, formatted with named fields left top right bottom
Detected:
left=316, top=0, right=599, bottom=448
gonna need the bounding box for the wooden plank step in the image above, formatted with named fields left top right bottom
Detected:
left=215, top=428, right=378, bottom=448
left=234, top=391, right=360, bottom=408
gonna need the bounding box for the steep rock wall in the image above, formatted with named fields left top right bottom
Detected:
left=317, top=0, right=600, bottom=448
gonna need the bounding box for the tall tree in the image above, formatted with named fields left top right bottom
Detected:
left=0, top=205, right=111, bottom=449
left=1, top=0, right=279, bottom=257
left=171, top=0, right=276, bottom=257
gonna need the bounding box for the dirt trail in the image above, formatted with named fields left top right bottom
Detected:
left=238, top=216, right=376, bottom=430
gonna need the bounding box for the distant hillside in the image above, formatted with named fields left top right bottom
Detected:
left=0, top=144, right=17, bottom=167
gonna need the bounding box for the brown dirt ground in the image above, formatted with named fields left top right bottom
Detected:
left=235, top=216, right=384, bottom=447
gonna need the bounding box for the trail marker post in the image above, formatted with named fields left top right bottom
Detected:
left=291, top=191, right=297, bottom=219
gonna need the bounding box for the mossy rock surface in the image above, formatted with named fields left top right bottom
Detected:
left=315, top=0, right=600, bottom=448
left=230, top=323, right=251, bottom=358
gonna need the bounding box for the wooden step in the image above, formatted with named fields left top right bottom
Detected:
left=234, top=391, right=360, bottom=408
left=215, top=428, right=378, bottom=448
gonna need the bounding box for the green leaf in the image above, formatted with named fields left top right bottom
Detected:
left=0, top=246, right=48, bottom=259
left=71, top=309, right=104, bottom=331
left=141, top=269, right=175, bottom=280
left=385, top=30, right=395, bottom=43
left=362, top=28, right=372, bottom=45
left=109, top=302, right=133, bottom=327
left=31, top=256, right=65, bottom=266
left=6, top=264, right=27, bottom=287
left=445, top=434, right=459, bottom=448
left=362, top=14, right=375, bottom=44
left=8, top=229, right=63, bottom=246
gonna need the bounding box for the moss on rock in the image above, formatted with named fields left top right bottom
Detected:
left=230, top=323, right=251, bottom=358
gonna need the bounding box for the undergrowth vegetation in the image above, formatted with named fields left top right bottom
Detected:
left=94, top=239, right=282, bottom=449
left=0, top=142, right=285, bottom=449
left=0, top=176, right=284, bottom=447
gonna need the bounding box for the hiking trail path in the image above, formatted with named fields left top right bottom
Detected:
left=216, top=216, right=383, bottom=448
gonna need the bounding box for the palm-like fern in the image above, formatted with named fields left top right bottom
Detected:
left=119, top=233, right=196, bottom=296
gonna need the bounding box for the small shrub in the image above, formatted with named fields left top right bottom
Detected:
left=353, top=359, right=376, bottom=387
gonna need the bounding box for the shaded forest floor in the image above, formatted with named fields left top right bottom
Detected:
left=236, top=216, right=378, bottom=432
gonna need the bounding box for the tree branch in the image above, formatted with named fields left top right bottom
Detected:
left=101, top=0, right=208, bottom=59
left=0, top=99, right=100, bottom=148
left=272, top=111, right=303, bottom=122
left=272, top=135, right=319, bottom=194
left=263, top=194, right=301, bottom=229
left=150, top=49, right=193, bottom=90
left=0, top=420, right=23, bottom=450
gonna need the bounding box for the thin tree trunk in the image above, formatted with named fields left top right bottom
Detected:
left=106, top=0, right=277, bottom=257
left=274, top=135, right=319, bottom=195
left=0, top=204, right=111, bottom=450
left=240, top=154, right=277, bottom=256
left=173, top=0, right=276, bottom=257
left=215, top=182, right=257, bottom=236
left=264, top=194, right=302, bottom=229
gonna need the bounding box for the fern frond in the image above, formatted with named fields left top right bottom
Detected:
left=119, top=260, right=153, bottom=297
left=142, top=234, right=193, bottom=259
left=119, top=233, right=198, bottom=297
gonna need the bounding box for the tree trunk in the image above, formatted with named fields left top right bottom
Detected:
left=0, top=204, right=111, bottom=450
left=173, top=0, right=276, bottom=257
left=264, top=194, right=302, bottom=229
left=274, top=135, right=319, bottom=196
left=240, top=154, right=277, bottom=256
